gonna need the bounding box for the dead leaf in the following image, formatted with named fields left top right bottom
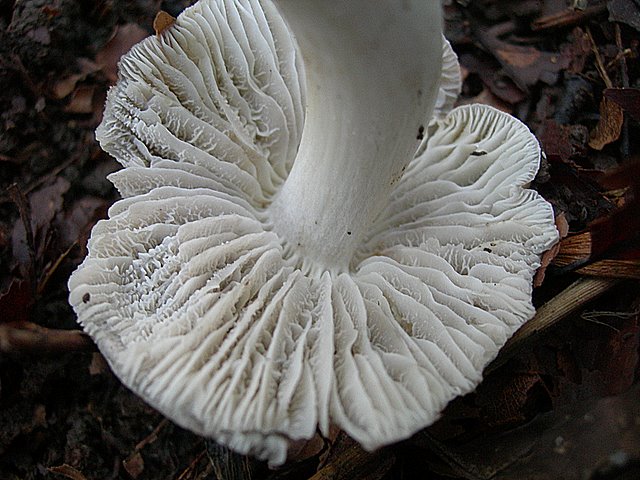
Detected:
left=48, top=464, right=88, bottom=480
left=589, top=96, right=624, bottom=150
left=288, top=433, right=326, bottom=464
left=88, top=352, right=109, bottom=376
left=32, top=404, right=47, bottom=428
left=552, top=209, right=571, bottom=240
left=459, top=87, right=514, bottom=113
left=123, top=452, right=145, bottom=479
left=154, top=11, right=176, bottom=36
left=478, top=23, right=571, bottom=91
left=578, top=159, right=640, bottom=265
left=63, top=85, right=96, bottom=114
left=52, top=58, right=101, bottom=99
left=53, top=76, right=82, bottom=100
left=60, top=196, right=109, bottom=250
left=29, top=178, right=70, bottom=235
left=11, top=177, right=70, bottom=266
left=459, top=52, right=526, bottom=104
left=534, top=212, right=569, bottom=287
left=495, top=46, right=541, bottom=69
left=96, top=24, right=148, bottom=83
left=539, top=121, right=589, bottom=164
left=565, top=27, right=592, bottom=75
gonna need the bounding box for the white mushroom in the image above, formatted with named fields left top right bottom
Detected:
left=69, top=0, right=559, bottom=466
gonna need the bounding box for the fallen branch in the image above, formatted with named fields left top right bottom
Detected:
left=0, top=320, right=95, bottom=355
left=489, top=277, right=621, bottom=371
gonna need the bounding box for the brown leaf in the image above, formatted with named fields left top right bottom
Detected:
left=88, top=352, right=110, bottom=376
left=123, top=452, right=145, bottom=479
left=587, top=160, right=640, bottom=255
left=459, top=52, right=526, bottom=104
left=154, top=11, right=176, bottom=36
left=565, top=27, right=592, bottom=75
left=288, top=433, right=327, bottom=464
left=63, top=85, right=96, bottom=114
left=96, top=24, right=148, bottom=83
left=534, top=212, right=569, bottom=287
left=495, top=46, right=541, bottom=69
left=60, top=196, right=109, bottom=254
left=11, top=177, right=70, bottom=267
left=48, top=464, right=88, bottom=480
left=478, top=23, right=571, bottom=91
left=52, top=58, right=101, bottom=99
left=589, top=96, right=625, bottom=150
left=459, top=87, right=514, bottom=113
left=32, top=404, right=47, bottom=428
left=539, top=121, right=589, bottom=164
left=53, top=75, right=83, bottom=100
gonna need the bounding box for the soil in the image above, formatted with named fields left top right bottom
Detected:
left=1, top=1, right=638, bottom=479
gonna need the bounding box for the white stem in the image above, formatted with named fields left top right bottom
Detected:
left=268, top=0, right=443, bottom=273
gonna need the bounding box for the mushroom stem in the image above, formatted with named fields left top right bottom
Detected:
left=268, top=0, right=443, bottom=274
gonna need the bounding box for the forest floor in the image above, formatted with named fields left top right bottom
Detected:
left=1, top=0, right=639, bottom=479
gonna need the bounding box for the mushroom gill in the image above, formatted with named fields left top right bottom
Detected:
left=69, top=0, right=559, bottom=466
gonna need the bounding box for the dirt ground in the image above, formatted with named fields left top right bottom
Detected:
left=1, top=0, right=639, bottom=479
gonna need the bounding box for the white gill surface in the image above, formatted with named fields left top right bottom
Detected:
left=69, top=0, right=559, bottom=466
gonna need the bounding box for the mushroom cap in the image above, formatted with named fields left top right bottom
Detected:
left=69, top=0, right=558, bottom=466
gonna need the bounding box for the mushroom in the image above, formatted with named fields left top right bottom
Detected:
left=69, top=0, right=559, bottom=466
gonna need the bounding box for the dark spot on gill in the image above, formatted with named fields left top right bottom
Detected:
left=471, top=150, right=488, bottom=156
left=417, top=125, right=425, bottom=140
left=82, top=293, right=91, bottom=303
